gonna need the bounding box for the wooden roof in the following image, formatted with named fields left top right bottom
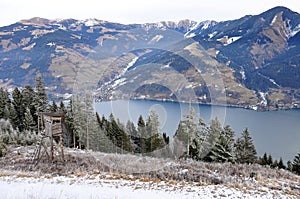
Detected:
left=40, top=112, right=65, bottom=117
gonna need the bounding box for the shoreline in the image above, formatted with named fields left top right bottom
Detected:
left=95, top=97, right=300, bottom=112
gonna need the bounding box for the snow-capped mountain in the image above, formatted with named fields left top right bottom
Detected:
left=0, top=6, right=299, bottom=110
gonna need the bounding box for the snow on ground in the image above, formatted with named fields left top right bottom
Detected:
left=226, top=36, right=242, bottom=45
left=258, top=92, right=268, bottom=106
left=288, top=24, right=300, bottom=38
left=271, top=14, right=278, bottom=26
left=148, top=35, right=164, bottom=44
left=0, top=171, right=295, bottom=199
left=123, top=57, right=138, bottom=73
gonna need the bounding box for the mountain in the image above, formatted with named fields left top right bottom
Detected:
left=0, top=6, right=299, bottom=110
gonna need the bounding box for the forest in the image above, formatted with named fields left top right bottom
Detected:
left=0, top=73, right=299, bottom=176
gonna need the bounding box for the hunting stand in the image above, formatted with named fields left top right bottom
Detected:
left=33, top=112, right=65, bottom=165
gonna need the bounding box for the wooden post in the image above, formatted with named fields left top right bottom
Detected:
left=60, top=135, right=64, bottom=162
left=50, top=121, right=54, bottom=161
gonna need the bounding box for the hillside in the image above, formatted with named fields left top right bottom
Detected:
left=0, top=7, right=300, bottom=110
left=0, top=145, right=299, bottom=198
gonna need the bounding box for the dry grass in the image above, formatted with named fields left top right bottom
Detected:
left=0, top=145, right=299, bottom=196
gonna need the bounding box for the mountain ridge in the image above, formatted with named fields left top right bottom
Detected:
left=0, top=6, right=299, bottom=110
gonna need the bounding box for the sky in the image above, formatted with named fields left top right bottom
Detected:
left=0, top=0, right=300, bottom=26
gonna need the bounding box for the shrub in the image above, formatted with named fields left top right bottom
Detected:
left=0, top=141, right=7, bottom=157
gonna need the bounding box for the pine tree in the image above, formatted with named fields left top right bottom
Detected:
left=59, top=101, right=66, bottom=112
left=174, top=107, right=199, bottom=158
left=3, top=104, right=10, bottom=120
left=203, top=121, right=235, bottom=163
left=145, top=110, right=164, bottom=153
left=12, top=87, right=25, bottom=131
left=0, top=88, right=10, bottom=119
left=287, top=161, right=293, bottom=171
left=267, top=154, right=273, bottom=166
left=95, top=112, right=103, bottom=128
left=64, top=99, right=76, bottom=148
left=8, top=104, right=18, bottom=129
left=137, top=115, right=147, bottom=153
left=72, top=94, right=92, bottom=149
left=292, top=152, right=300, bottom=175
left=107, top=113, right=132, bottom=153
left=272, top=159, right=278, bottom=168
left=234, top=128, right=257, bottom=164
left=34, top=72, right=49, bottom=113
left=50, top=100, right=58, bottom=112
left=22, top=85, right=35, bottom=110
left=22, top=85, right=37, bottom=127
left=24, top=107, right=35, bottom=131
left=259, top=152, right=268, bottom=165
left=162, top=133, right=169, bottom=144
left=278, top=157, right=286, bottom=169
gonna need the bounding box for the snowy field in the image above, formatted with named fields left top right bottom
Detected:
left=0, top=146, right=299, bottom=198
left=0, top=171, right=297, bottom=199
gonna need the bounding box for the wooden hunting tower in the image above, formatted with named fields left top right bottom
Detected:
left=33, top=112, right=65, bottom=164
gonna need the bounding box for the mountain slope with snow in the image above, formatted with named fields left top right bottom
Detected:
left=0, top=6, right=300, bottom=109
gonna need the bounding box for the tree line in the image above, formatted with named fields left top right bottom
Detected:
left=0, top=73, right=300, bottom=176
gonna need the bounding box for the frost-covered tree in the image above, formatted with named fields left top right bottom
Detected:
left=174, top=107, right=198, bottom=157
left=136, top=115, right=147, bottom=153
left=8, top=104, right=18, bottom=129
left=24, top=107, right=35, bottom=131
left=292, top=152, right=300, bottom=175
left=145, top=110, right=164, bottom=153
left=204, top=123, right=236, bottom=163
left=234, top=128, right=257, bottom=164
left=72, top=93, right=97, bottom=149
left=22, top=85, right=37, bottom=127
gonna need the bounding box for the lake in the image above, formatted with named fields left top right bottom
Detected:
left=94, top=99, right=300, bottom=162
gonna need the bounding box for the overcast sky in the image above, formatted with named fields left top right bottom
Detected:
left=0, top=0, right=300, bottom=26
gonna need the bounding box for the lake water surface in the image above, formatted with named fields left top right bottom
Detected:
left=95, top=99, right=300, bottom=162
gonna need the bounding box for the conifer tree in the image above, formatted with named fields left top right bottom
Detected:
left=8, top=104, right=18, bottom=129
left=50, top=100, right=58, bottom=112
left=24, top=107, right=35, bottom=131
left=267, top=154, right=273, bottom=166
left=259, top=152, right=268, bottom=165
left=272, top=159, right=278, bottom=168
left=3, top=104, right=10, bottom=120
left=234, top=128, right=257, bottom=164
left=204, top=123, right=235, bottom=163
left=107, top=113, right=132, bottom=153
left=95, top=112, right=102, bottom=128
left=59, top=101, right=66, bottom=112
left=22, top=85, right=37, bottom=126
left=0, top=88, right=10, bottom=119
left=145, top=110, right=164, bottom=153
left=137, top=115, right=147, bottom=153
left=34, top=72, right=49, bottom=113
left=174, top=107, right=199, bottom=158
left=12, top=87, right=25, bottom=131
left=292, top=152, right=300, bottom=175
left=278, top=157, right=286, bottom=169
left=162, top=133, right=169, bottom=144
left=287, top=161, right=293, bottom=171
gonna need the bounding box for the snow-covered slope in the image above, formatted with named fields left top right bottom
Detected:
left=0, top=170, right=298, bottom=199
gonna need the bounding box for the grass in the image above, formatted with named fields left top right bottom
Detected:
left=0, top=145, right=299, bottom=197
